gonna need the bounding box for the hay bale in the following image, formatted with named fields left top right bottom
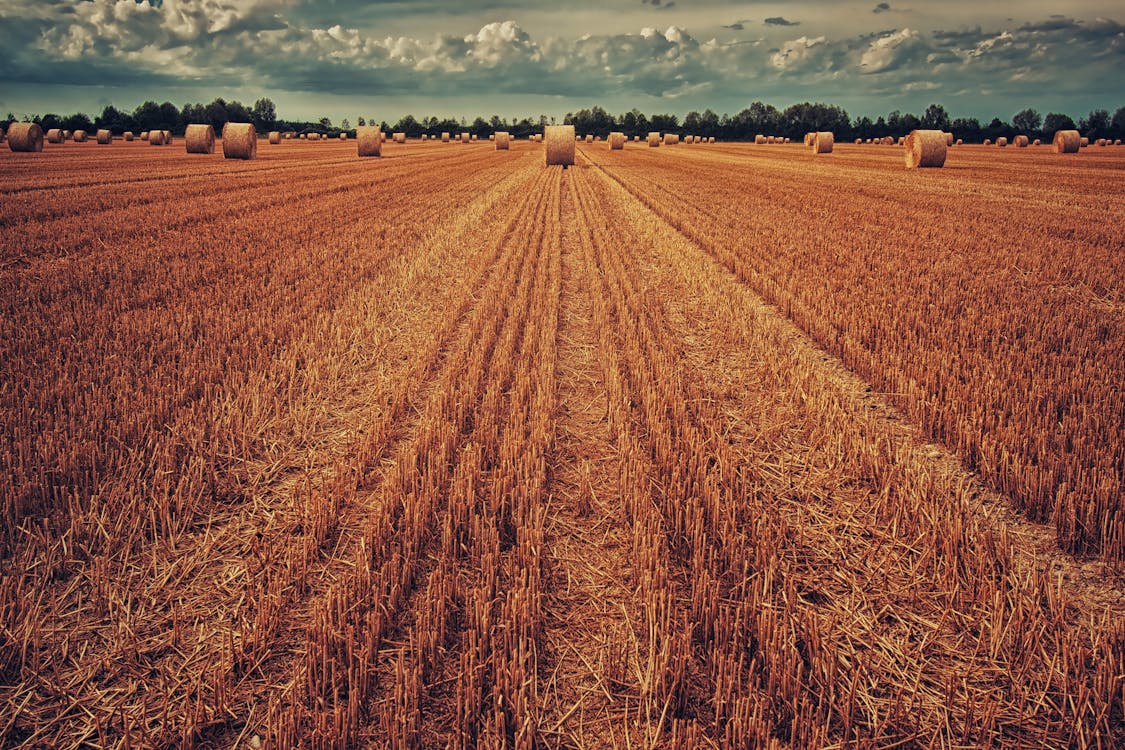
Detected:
left=545, top=124, right=576, bottom=166
left=1080, top=137, right=1089, bottom=147
left=148, top=130, right=165, bottom=145
left=664, top=133, right=679, bottom=145
left=865, top=138, right=872, bottom=144
left=268, top=131, right=281, bottom=144
left=535, top=134, right=543, bottom=142
left=608, top=131, right=626, bottom=150
left=185, top=124, right=216, bottom=154
left=221, top=122, right=257, bottom=160
left=163, top=130, right=172, bottom=143
left=813, top=131, right=834, bottom=154
left=896, top=136, right=905, bottom=145
left=73, top=130, right=88, bottom=142
left=904, top=129, right=947, bottom=168
left=495, top=131, right=510, bottom=150
left=784, top=137, right=791, bottom=144
left=394, top=132, right=406, bottom=143
left=956, top=139, right=963, bottom=146
left=804, top=132, right=815, bottom=147
left=62, top=130, right=71, bottom=140
left=585, top=134, right=593, bottom=143
left=755, top=134, right=767, bottom=144
left=1053, top=130, right=1080, bottom=153
left=1115, top=139, right=1122, bottom=146
left=649, top=132, right=662, bottom=147
left=1096, top=138, right=1107, bottom=147
left=461, top=132, right=470, bottom=144
left=944, top=132, right=954, bottom=146
left=96, top=129, right=112, bottom=144
left=996, top=137, right=1008, bottom=147
left=708, top=136, right=715, bottom=143
left=356, top=126, right=382, bottom=157
left=634, top=135, right=640, bottom=141
left=1014, top=135, right=1029, bottom=147
left=1033, top=139, right=1041, bottom=146
left=46, top=128, right=64, bottom=144
left=124, top=131, right=134, bottom=141
left=855, top=138, right=862, bottom=144
left=983, top=139, right=992, bottom=146
left=441, top=131, right=450, bottom=142
left=6, top=122, right=43, bottom=152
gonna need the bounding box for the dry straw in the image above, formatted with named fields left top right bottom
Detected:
left=269, top=131, right=281, bottom=144
left=1096, top=138, right=1107, bottom=147
left=308, top=132, right=320, bottom=140
left=755, top=134, right=767, bottom=144
left=222, top=122, right=257, bottom=160
left=140, top=130, right=149, bottom=140
left=608, top=131, right=626, bottom=149
left=124, top=131, right=134, bottom=141
left=96, top=129, right=112, bottom=144
left=73, top=130, right=88, bottom=142
left=1014, top=135, right=1029, bottom=147
left=495, top=131, right=510, bottom=150
left=633, top=135, right=640, bottom=141
left=664, top=133, right=679, bottom=145
left=956, top=139, right=963, bottom=145
left=944, top=132, right=954, bottom=146
left=148, top=130, right=165, bottom=145
left=1033, top=139, right=1041, bottom=146
left=804, top=132, right=815, bottom=147
left=6, top=122, right=43, bottom=152
left=904, top=129, right=947, bottom=168
left=163, top=130, right=172, bottom=143
left=46, top=128, right=64, bottom=144
left=585, top=134, right=594, bottom=143
left=460, top=132, right=470, bottom=144
left=441, top=132, right=450, bottom=142
left=983, top=138, right=992, bottom=145
left=185, top=124, right=216, bottom=154
left=1080, top=137, right=1089, bottom=147
left=813, top=131, right=834, bottom=154
left=357, top=126, right=382, bottom=157
left=545, top=124, right=575, bottom=166
left=394, top=132, right=406, bottom=143
left=649, top=132, right=662, bottom=147
left=708, top=136, right=715, bottom=143
left=996, top=137, right=1008, bottom=147
left=1053, top=130, right=1080, bottom=153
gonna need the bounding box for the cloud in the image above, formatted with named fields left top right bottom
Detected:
left=722, top=20, right=749, bottom=31
left=641, top=0, right=676, bottom=9
left=859, top=28, right=924, bottom=72
left=873, top=3, right=891, bottom=13
left=764, top=17, right=799, bottom=27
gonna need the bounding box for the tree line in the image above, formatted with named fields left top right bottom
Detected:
left=7, top=98, right=1125, bottom=142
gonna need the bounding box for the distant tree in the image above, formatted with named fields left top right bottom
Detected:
left=132, top=101, right=162, bottom=132
left=950, top=117, right=982, bottom=142
left=983, top=116, right=1010, bottom=141
left=357, top=116, right=366, bottom=127
left=62, top=112, right=94, bottom=132
left=1041, top=112, right=1076, bottom=139
left=318, top=116, right=332, bottom=129
left=1011, top=108, right=1041, bottom=136
left=225, top=100, right=250, bottom=124
left=920, top=104, right=950, bottom=131
left=250, top=97, right=276, bottom=130
left=38, top=113, right=62, bottom=130
left=873, top=116, right=888, bottom=137
left=1078, top=109, right=1109, bottom=138
left=852, top=115, right=874, bottom=140
left=95, top=105, right=127, bottom=133
left=683, top=110, right=702, bottom=133
left=699, top=109, right=721, bottom=137
left=340, top=118, right=350, bottom=131
left=1111, top=107, right=1125, bottom=139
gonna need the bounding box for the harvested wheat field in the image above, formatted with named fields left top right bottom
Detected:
left=1, top=137, right=1123, bottom=749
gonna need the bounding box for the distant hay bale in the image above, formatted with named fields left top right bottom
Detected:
left=488, top=134, right=495, bottom=141
left=708, top=136, right=715, bottom=143
left=1080, top=137, right=1089, bottom=147
left=608, top=131, right=626, bottom=149
left=536, top=134, right=543, bottom=142
left=6, top=122, right=43, bottom=152
left=956, top=139, right=963, bottom=146
left=221, top=122, right=257, bottom=160
left=269, top=131, right=281, bottom=144
left=495, top=131, right=510, bottom=150
left=163, top=130, right=172, bottom=143
left=63, top=130, right=71, bottom=140
left=883, top=136, right=894, bottom=145
left=308, top=132, right=320, bottom=140
left=996, top=137, right=1008, bottom=147
left=904, top=129, right=947, bottom=169
left=896, top=136, right=904, bottom=145
left=664, top=133, right=679, bottom=145
left=1096, top=138, right=1107, bottom=147
left=865, top=138, right=872, bottom=144
left=633, top=135, right=640, bottom=141
left=855, top=138, right=861, bottom=144
left=46, top=128, right=64, bottom=144
left=784, top=137, right=791, bottom=144
left=185, top=124, right=216, bottom=154
left=96, top=129, right=112, bottom=144
left=813, top=131, right=834, bottom=154
left=471, top=134, right=478, bottom=141
left=983, top=139, right=992, bottom=146
left=944, top=132, right=954, bottom=146
left=585, top=134, right=593, bottom=143
left=460, top=132, right=470, bottom=144
left=148, top=130, right=164, bottom=145
left=123, top=131, right=134, bottom=141
left=1032, top=139, right=1041, bottom=146
left=73, top=130, right=88, bottom=142
left=1116, top=139, right=1122, bottom=146
left=357, top=126, right=382, bottom=157
left=649, top=132, right=662, bottom=147
left=394, top=132, right=406, bottom=143
left=545, top=124, right=576, bottom=166
left=1053, top=130, right=1080, bottom=153
left=804, top=132, right=815, bottom=147
left=755, top=134, right=766, bottom=144
left=694, top=135, right=702, bottom=143
left=441, top=131, right=450, bottom=142
left=1014, top=135, right=1029, bottom=147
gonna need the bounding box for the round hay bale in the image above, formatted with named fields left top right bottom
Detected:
left=357, top=126, right=382, bottom=157
left=1115, top=139, right=1122, bottom=146
left=545, top=124, right=576, bottom=166
left=865, top=138, right=872, bottom=144
left=185, top=124, right=216, bottom=154
left=46, top=128, right=64, bottom=144
left=633, top=135, right=640, bottom=141
left=73, top=130, right=88, bottom=142
left=804, top=132, right=815, bottom=147
left=1096, top=138, right=1107, bottom=147
left=495, top=131, right=510, bottom=150
left=441, top=131, right=450, bottom=142
left=784, top=137, right=791, bottom=144
left=1080, top=137, right=1089, bottom=147
left=956, top=139, right=963, bottom=146
left=855, top=138, right=861, bottom=144
left=148, top=130, right=164, bottom=145
left=755, top=134, right=767, bottom=144
left=1053, top=130, right=1080, bottom=153
left=460, top=132, right=470, bottom=144
left=585, top=134, right=593, bottom=143
left=944, top=132, right=954, bottom=146
left=708, top=136, right=715, bottom=143
left=221, top=122, right=257, bottom=160
left=268, top=131, right=281, bottom=144
left=308, top=132, right=320, bottom=140
left=339, top=133, right=347, bottom=140
left=904, top=129, right=947, bottom=169
left=123, top=131, right=134, bottom=141
left=96, top=129, right=112, bottom=144
left=488, top=133, right=495, bottom=141
left=1033, top=138, right=1041, bottom=146
left=535, top=134, right=543, bottom=142
left=1014, top=135, right=1029, bottom=147
left=896, top=136, right=904, bottom=146
left=996, top=137, right=1008, bottom=147
left=813, top=131, right=834, bottom=154
left=6, top=122, right=43, bottom=152
left=664, top=133, right=679, bottom=145
left=649, top=132, right=662, bottom=147
left=394, top=132, right=406, bottom=143
left=163, top=130, right=172, bottom=144
left=62, top=130, right=71, bottom=140
left=983, top=138, right=992, bottom=146
left=608, top=131, right=626, bottom=150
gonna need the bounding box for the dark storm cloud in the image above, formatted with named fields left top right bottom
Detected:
left=641, top=0, right=677, bottom=10
left=722, top=20, right=748, bottom=30
left=873, top=3, right=891, bottom=13
left=764, top=17, right=799, bottom=27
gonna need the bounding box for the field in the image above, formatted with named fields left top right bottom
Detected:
left=1, top=137, right=1123, bottom=748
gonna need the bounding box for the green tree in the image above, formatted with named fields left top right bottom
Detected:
left=1042, top=112, right=1075, bottom=139
left=1011, top=108, right=1041, bottom=136
left=920, top=104, right=950, bottom=131
left=250, top=97, right=276, bottom=130
left=1078, top=109, right=1109, bottom=138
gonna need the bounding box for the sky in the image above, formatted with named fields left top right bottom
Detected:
left=1, top=0, right=1122, bottom=124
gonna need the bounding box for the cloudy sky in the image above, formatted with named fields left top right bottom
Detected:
left=2, top=0, right=1122, bottom=123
